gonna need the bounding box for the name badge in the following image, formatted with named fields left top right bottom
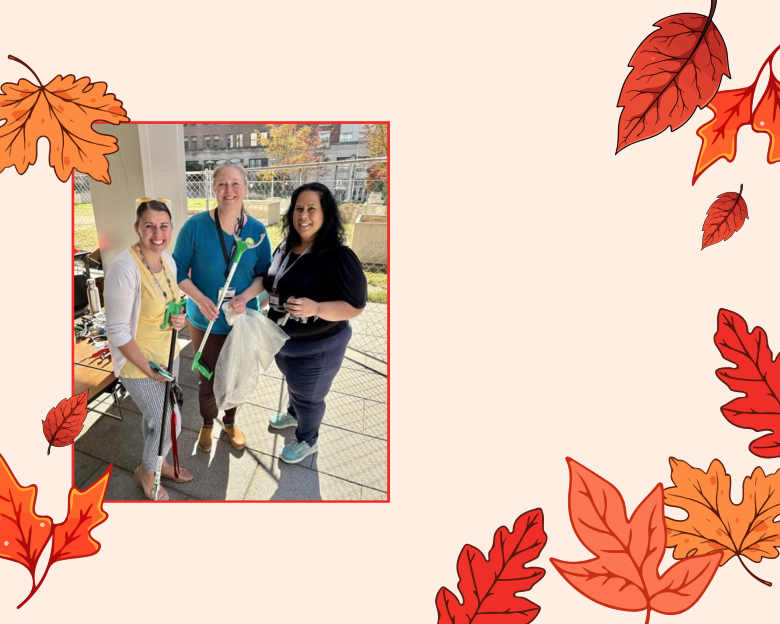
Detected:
left=219, top=286, right=236, bottom=301
left=270, top=293, right=280, bottom=306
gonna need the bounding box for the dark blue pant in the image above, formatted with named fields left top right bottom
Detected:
left=275, top=323, right=351, bottom=445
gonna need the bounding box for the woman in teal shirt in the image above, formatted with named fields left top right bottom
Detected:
left=174, top=164, right=272, bottom=453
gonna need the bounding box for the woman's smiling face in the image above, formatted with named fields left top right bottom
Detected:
left=214, top=166, right=247, bottom=211
left=293, top=190, right=324, bottom=242
left=135, top=208, right=172, bottom=255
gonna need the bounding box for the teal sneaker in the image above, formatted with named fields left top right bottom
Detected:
left=269, top=411, right=297, bottom=429
left=280, top=440, right=318, bottom=464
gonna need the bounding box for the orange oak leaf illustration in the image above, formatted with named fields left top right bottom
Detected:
left=693, top=44, right=780, bottom=184
left=615, top=0, right=729, bottom=153
left=0, top=452, right=112, bottom=608
left=701, top=184, right=748, bottom=249
left=551, top=458, right=721, bottom=624
left=665, top=457, right=780, bottom=587
left=42, top=390, right=89, bottom=455
left=714, top=308, right=780, bottom=458
left=435, top=508, right=546, bottom=623
left=0, top=55, right=129, bottom=183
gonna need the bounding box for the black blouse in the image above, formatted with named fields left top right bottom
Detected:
left=263, top=245, right=368, bottom=341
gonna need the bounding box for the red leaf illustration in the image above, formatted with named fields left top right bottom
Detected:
left=42, top=390, right=88, bottom=455
left=714, top=309, right=780, bottom=458
left=49, top=463, right=110, bottom=564
left=0, top=453, right=53, bottom=576
left=550, top=458, right=721, bottom=623
left=691, top=86, right=752, bottom=184
left=616, top=0, right=729, bottom=153
left=435, top=508, right=546, bottom=623
left=692, top=44, right=780, bottom=184
left=0, top=451, right=112, bottom=608
left=701, top=184, right=748, bottom=249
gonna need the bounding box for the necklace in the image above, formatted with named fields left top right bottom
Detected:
left=135, top=244, right=174, bottom=302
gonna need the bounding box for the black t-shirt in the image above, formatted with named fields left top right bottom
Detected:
left=263, top=245, right=368, bottom=340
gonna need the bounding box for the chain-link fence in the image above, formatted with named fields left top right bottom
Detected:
left=75, top=172, right=96, bottom=251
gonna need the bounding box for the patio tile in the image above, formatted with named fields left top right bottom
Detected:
left=311, top=426, right=387, bottom=491
left=363, top=400, right=387, bottom=440
left=103, top=464, right=192, bottom=501
left=242, top=454, right=361, bottom=501
left=74, top=451, right=109, bottom=489
left=361, top=487, right=388, bottom=501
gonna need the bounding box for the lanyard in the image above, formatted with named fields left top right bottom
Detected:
left=272, top=244, right=311, bottom=292
left=214, top=209, right=245, bottom=277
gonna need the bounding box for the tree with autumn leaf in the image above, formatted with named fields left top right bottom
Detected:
left=257, top=124, right=324, bottom=192
left=363, top=123, right=387, bottom=198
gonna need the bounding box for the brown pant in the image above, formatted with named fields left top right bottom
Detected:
left=189, top=325, right=238, bottom=426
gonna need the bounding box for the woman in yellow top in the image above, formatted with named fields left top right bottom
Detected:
left=104, top=199, right=194, bottom=500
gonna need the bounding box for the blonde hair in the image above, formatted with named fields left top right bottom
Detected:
left=212, top=163, right=248, bottom=189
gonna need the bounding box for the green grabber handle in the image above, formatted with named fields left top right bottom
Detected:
left=191, top=233, right=265, bottom=380
left=160, top=300, right=188, bottom=330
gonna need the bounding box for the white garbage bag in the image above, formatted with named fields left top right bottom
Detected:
left=214, top=306, right=289, bottom=411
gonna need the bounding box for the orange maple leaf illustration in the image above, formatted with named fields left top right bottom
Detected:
left=0, top=452, right=112, bottom=608
left=665, top=457, right=780, bottom=587
left=0, top=55, right=129, bottom=183
left=551, top=458, right=721, bottom=624
left=692, top=44, right=780, bottom=184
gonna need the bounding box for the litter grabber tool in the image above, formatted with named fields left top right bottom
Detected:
left=151, top=299, right=187, bottom=501
left=191, top=227, right=266, bottom=380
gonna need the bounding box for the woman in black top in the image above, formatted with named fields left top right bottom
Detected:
left=265, top=183, right=368, bottom=463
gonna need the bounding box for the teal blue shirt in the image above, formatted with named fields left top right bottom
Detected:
left=173, top=210, right=272, bottom=334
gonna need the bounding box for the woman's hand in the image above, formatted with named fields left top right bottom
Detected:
left=169, top=313, right=187, bottom=331
left=145, top=366, right=170, bottom=383
left=196, top=295, right=219, bottom=321
left=286, top=297, right=318, bottom=318
left=228, top=292, right=250, bottom=315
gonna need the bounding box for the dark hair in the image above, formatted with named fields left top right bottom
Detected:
left=135, top=200, right=172, bottom=225
left=281, top=183, right=345, bottom=252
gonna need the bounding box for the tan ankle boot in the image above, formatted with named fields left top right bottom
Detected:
left=223, top=424, right=246, bottom=450
left=197, top=426, right=213, bottom=452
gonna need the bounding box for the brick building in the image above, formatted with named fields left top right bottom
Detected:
left=183, top=123, right=369, bottom=170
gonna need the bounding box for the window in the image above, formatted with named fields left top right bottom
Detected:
left=204, top=135, right=210, bottom=149
left=340, top=124, right=362, bottom=143
left=227, top=134, right=233, bottom=149
left=318, top=131, right=331, bottom=147
left=250, top=132, right=258, bottom=147
left=261, top=158, right=268, bottom=167
left=213, top=135, right=220, bottom=149
left=249, top=158, right=261, bottom=167
left=184, top=137, right=188, bottom=150
left=235, top=133, right=243, bottom=148
left=191, top=136, right=197, bottom=149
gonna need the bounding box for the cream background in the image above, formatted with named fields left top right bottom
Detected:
left=2, top=0, right=780, bottom=620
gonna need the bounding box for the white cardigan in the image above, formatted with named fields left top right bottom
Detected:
left=103, top=248, right=177, bottom=378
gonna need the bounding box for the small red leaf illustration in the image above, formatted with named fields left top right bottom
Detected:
left=702, top=184, right=748, bottom=249
left=551, top=458, right=721, bottom=623
left=714, top=309, right=780, bottom=458
left=0, top=453, right=53, bottom=576
left=616, top=0, right=729, bottom=153
left=42, top=390, right=88, bottom=454
left=435, top=508, right=546, bottom=623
